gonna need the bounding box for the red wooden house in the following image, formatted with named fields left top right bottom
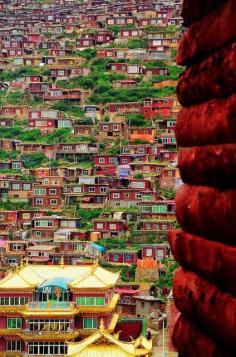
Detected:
left=119, top=29, right=143, bottom=39
left=106, top=16, right=135, bottom=26
left=31, top=215, right=61, bottom=241
left=107, top=102, right=142, bottom=114
left=141, top=244, right=168, bottom=261
left=32, top=184, right=63, bottom=210
left=43, top=87, right=83, bottom=101
left=106, top=63, right=143, bottom=76
left=92, top=218, right=127, bottom=238
left=17, top=210, right=44, bottom=229
left=139, top=200, right=175, bottom=220
left=142, top=98, right=174, bottom=118
left=129, top=126, right=157, bottom=143
left=0, top=105, right=29, bottom=118
left=139, top=219, right=175, bottom=233
left=94, top=154, right=119, bottom=176
left=97, top=121, right=126, bottom=140
left=96, top=48, right=127, bottom=59
left=159, top=167, right=182, bottom=190
left=112, top=80, right=137, bottom=89
left=28, top=82, right=50, bottom=95
left=115, top=286, right=140, bottom=315
left=105, top=249, right=138, bottom=264
left=159, top=149, right=178, bottom=164
left=108, top=188, right=151, bottom=208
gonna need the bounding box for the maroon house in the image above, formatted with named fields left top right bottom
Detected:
left=105, top=249, right=138, bottom=264
left=92, top=218, right=127, bottom=238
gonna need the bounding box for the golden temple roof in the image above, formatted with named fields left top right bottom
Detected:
left=67, top=320, right=152, bottom=357
left=0, top=264, right=119, bottom=290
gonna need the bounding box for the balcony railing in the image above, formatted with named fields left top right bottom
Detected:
left=0, top=328, right=79, bottom=341
left=27, top=301, right=74, bottom=311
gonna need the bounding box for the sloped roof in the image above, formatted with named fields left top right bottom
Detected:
left=0, top=264, right=119, bottom=290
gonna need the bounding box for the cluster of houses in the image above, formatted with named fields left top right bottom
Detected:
left=0, top=0, right=183, bottom=274
left=0, top=0, right=185, bottom=356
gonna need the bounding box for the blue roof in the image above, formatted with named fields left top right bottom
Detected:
left=38, top=277, right=72, bottom=291
left=91, top=243, right=105, bottom=252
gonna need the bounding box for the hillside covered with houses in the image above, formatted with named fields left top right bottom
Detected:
left=0, top=0, right=182, bottom=295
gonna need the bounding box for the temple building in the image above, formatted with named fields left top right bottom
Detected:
left=0, top=260, right=152, bottom=356
left=0, top=260, right=122, bottom=355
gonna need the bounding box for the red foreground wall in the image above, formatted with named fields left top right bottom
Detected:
left=169, top=1, right=236, bottom=355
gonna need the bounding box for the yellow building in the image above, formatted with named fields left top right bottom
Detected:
left=0, top=261, right=120, bottom=355
left=67, top=320, right=152, bottom=357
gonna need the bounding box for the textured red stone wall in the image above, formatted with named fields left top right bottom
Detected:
left=169, top=1, right=236, bottom=356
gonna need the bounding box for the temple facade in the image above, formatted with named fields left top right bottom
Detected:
left=0, top=261, right=121, bottom=355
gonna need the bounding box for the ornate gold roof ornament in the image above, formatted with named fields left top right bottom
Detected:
left=91, top=258, right=98, bottom=272
left=60, top=256, right=65, bottom=268
left=99, top=318, right=105, bottom=333
left=20, top=258, right=24, bottom=268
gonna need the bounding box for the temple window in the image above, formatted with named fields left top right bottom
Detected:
left=28, top=319, right=70, bottom=332
left=28, top=342, right=67, bottom=355
left=83, top=318, right=97, bottom=329
left=0, top=297, right=29, bottom=305
left=76, top=297, right=105, bottom=306
left=7, top=317, right=22, bottom=329
left=6, top=340, right=21, bottom=351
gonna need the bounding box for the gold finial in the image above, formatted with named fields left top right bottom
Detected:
left=20, top=259, right=24, bottom=268
left=60, top=256, right=65, bottom=268
left=25, top=257, right=29, bottom=266
left=92, top=258, right=98, bottom=272
left=99, top=319, right=105, bottom=332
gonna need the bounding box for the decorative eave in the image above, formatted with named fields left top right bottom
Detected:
left=0, top=329, right=79, bottom=341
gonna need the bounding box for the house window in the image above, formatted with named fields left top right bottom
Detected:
left=113, top=125, right=119, bottom=131
left=146, top=248, right=153, bottom=257
left=125, top=255, right=132, bottom=261
left=49, top=189, right=57, bottom=195
left=100, top=187, right=107, bottom=193
left=122, top=159, right=128, bottom=164
left=135, top=193, right=142, bottom=199
left=99, top=158, right=105, bottom=163
left=142, top=206, right=152, bottom=213
left=50, top=199, right=57, bottom=205
left=34, top=188, right=46, bottom=195
left=35, top=198, right=44, bottom=205
left=125, top=193, right=129, bottom=198
left=113, top=254, right=119, bottom=262
left=96, top=223, right=104, bottom=229
left=83, top=318, right=97, bottom=329
left=35, top=231, right=42, bottom=237
left=7, top=318, right=22, bottom=329
left=162, top=224, right=167, bottom=230
left=146, top=224, right=151, bottom=230
left=12, top=162, right=21, bottom=169
left=12, top=183, right=20, bottom=190
left=13, top=244, right=22, bottom=251
left=124, top=296, right=130, bottom=301
left=88, top=187, right=95, bottom=192
left=109, top=158, right=114, bottom=163
left=109, top=224, right=116, bottom=230
left=23, top=183, right=31, bottom=190
left=113, top=193, right=120, bottom=199
left=23, top=213, right=30, bottom=219
left=168, top=171, right=173, bottom=176
left=7, top=341, right=21, bottom=351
